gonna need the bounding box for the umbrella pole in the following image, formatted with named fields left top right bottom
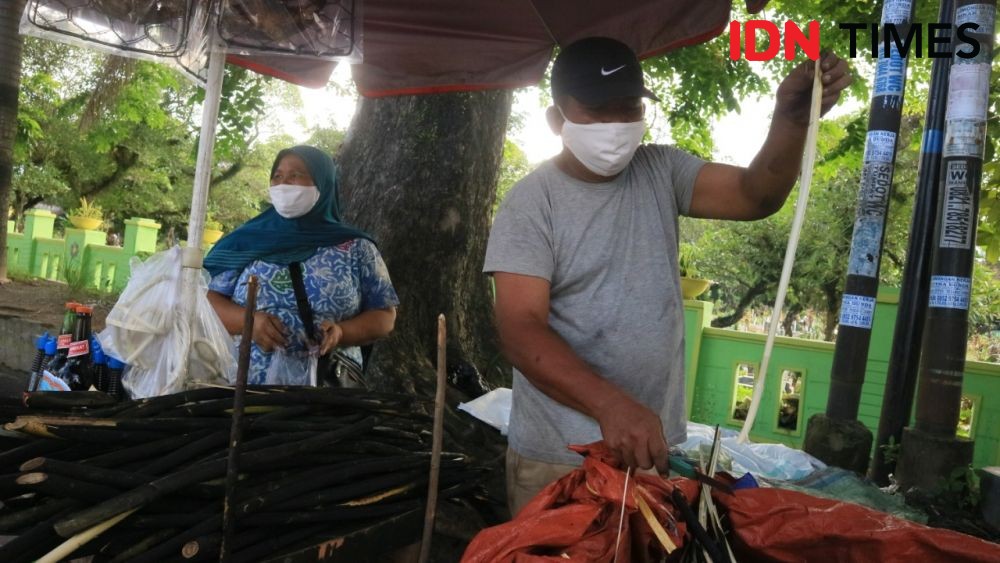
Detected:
left=177, top=33, right=227, bottom=387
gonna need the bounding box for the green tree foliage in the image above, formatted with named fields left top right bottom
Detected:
left=671, top=2, right=1000, bottom=343
left=685, top=111, right=919, bottom=340
left=494, top=139, right=532, bottom=215
left=10, top=38, right=278, bottom=239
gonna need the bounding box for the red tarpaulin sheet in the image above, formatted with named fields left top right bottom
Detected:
left=715, top=487, right=1000, bottom=563
left=463, top=441, right=1000, bottom=562
left=462, top=442, right=699, bottom=563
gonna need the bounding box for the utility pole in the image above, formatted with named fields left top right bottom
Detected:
left=869, top=0, right=954, bottom=486
left=897, top=0, right=995, bottom=492
left=803, top=0, right=915, bottom=473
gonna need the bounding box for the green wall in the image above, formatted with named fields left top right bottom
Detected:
left=684, top=290, right=1000, bottom=470
left=4, top=210, right=160, bottom=293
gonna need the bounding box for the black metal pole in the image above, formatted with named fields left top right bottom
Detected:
left=869, top=0, right=954, bottom=486
left=897, top=0, right=995, bottom=492
left=803, top=0, right=916, bottom=473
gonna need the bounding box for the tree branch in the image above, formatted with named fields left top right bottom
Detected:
left=711, top=282, right=770, bottom=328
left=80, top=145, right=139, bottom=198
left=210, top=160, right=244, bottom=187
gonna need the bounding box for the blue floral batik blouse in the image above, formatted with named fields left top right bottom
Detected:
left=208, top=238, right=399, bottom=384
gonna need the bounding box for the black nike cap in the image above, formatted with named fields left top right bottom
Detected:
left=551, top=37, right=660, bottom=106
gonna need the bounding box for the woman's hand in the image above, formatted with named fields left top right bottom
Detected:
left=252, top=312, right=288, bottom=352
left=319, top=321, right=343, bottom=355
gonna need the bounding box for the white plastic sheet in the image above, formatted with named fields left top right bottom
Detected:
left=456, top=391, right=824, bottom=480
left=678, top=422, right=826, bottom=481
left=98, top=246, right=235, bottom=398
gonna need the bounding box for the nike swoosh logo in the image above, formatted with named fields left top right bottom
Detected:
left=601, top=65, right=626, bottom=76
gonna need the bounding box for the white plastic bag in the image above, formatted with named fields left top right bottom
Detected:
left=264, top=347, right=317, bottom=386
left=99, top=246, right=235, bottom=398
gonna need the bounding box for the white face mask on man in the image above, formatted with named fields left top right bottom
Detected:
left=269, top=184, right=320, bottom=218
left=558, top=107, right=646, bottom=177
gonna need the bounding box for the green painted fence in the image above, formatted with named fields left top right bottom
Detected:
left=684, top=290, right=1000, bottom=470
left=5, top=210, right=161, bottom=292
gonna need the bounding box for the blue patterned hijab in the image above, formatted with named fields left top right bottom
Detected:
left=204, top=145, right=373, bottom=277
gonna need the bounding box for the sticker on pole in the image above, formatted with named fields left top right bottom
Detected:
left=940, top=161, right=973, bottom=249
left=946, top=64, right=991, bottom=121
left=929, top=275, right=971, bottom=310
left=943, top=119, right=987, bottom=159
left=955, top=4, right=996, bottom=33
left=847, top=162, right=894, bottom=277
left=873, top=47, right=906, bottom=98
left=864, top=131, right=897, bottom=164
left=848, top=219, right=884, bottom=278
left=839, top=294, right=877, bottom=329
left=881, top=0, right=914, bottom=25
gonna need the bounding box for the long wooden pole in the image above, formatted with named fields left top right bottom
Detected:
left=221, top=275, right=258, bottom=562
left=418, top=314, right=447, bottom=563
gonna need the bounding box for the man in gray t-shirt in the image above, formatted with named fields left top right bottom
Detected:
left=484, top=37, right=851, bottom=514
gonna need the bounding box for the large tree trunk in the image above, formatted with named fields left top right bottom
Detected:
left=337, top=90, right=513, bottom=396
left=0, top=0, right=28, bottom=284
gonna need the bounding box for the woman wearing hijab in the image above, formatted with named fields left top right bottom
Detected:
left=205, top=145, right=398, bottom=385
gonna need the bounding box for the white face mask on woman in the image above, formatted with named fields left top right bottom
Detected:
left=558, top=107, right=646, bottom=177
left=269, top=184, right=320, bottom=218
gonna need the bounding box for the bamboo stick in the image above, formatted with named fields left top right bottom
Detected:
left=0, top=472, right=23, bottom=499
left=239, top=499, right=423, bottom=526
left=272, top=468, right=426, bottom=510
left=16, top=472, right=122, bottom=504
left=54, top=417, right=377, bottom=538
left=138, top=429, right=229, bottom=476
left=419, top=314, right=448, bottom=563
left=0, top=503, right=77, bottom=562
left=114, top=387, right=238, bottom=419
left=235, top=456, right=424, bottom=515
left=229, top=524, right=329, bottom=563
left=36, top=507, right=137, bottom=563
left=81, top=430, right=213, bottom=468
left=126, top=515, right=221, bottom=563
left=107, top=528, right=180, bottom=562
left=0, top=498, right=77, bottom=532
left=0, top=439, right=66, bottom=470
left=21, top=391, right=117, bottom=410
left=221, top=275, right=258, bottom=562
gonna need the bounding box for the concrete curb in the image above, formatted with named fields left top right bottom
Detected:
left=0, top=315, right=54, bottom=374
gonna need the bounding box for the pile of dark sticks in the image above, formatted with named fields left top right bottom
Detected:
left=0, top=386, right=481, bottom=562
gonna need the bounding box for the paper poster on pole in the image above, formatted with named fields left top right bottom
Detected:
left=839, top=294, right=877, bottom=329
left=929, top=276, right=971, bottom=310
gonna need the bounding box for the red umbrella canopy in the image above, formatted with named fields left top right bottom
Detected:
left=20, top=1, right=770, bottom=94
left=230, top=0, right=770, bottom=96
